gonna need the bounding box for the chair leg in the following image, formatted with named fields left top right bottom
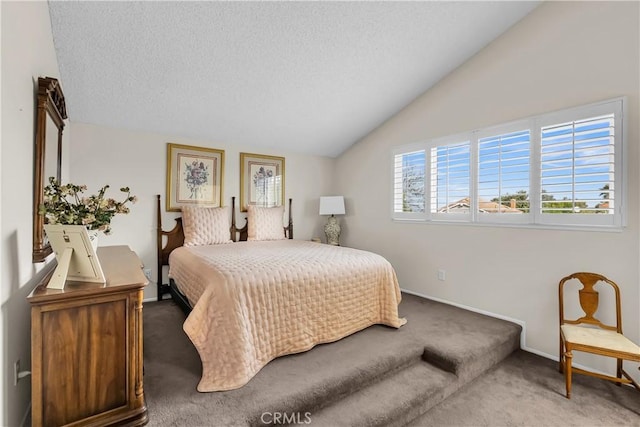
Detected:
left=564, top=351, right=573, bottom=399
left=558, top=338, right=564, bottom=373
left=616, top=359, right=623, bottom=387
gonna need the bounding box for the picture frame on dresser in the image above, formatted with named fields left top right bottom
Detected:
left=239, top=152, right=285, bottom=212
left=166, top=143, right=225, bottom=211
left=43, top=224, right=105, bottom=289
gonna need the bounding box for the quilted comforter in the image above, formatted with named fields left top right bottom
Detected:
left=169, top=240, right=407, bottom=392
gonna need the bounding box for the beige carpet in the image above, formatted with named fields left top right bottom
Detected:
left=411, top=349, right=640, bottom=426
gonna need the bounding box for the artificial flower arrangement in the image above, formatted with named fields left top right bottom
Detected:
left=41, top=177, right=137, bottom=234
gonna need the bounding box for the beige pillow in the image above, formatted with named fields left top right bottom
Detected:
left=247, top=205, right=286, bottom=241
left=181, top=206, right=232, bottom=246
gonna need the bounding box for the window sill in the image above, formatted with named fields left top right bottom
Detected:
left=391, top=218, right=624, bottom=233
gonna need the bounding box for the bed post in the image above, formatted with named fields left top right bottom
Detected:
left=231, top=197, right=249, bottom=241
left=155, top=195, right=187, bottom=305
left=288, top=198, right=293, bottom=239
left=156, top=195, right=164, bottom=301
left=231, top=196, right=238, bottom=242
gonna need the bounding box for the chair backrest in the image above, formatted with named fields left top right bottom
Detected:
left=558, top=272, right=622, bottom=333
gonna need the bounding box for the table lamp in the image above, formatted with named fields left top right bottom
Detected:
left=319, top=196, right=345, bottom=246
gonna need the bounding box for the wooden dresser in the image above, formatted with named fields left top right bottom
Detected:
left=28, top=246, right=148, bottom=427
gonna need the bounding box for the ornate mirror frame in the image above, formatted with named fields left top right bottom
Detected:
left=33, top=77, right=67, bottom=262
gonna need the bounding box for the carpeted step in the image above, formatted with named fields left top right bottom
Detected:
left=246, top=327, right=428, bottom=425
left=398, top=294, right=522, bottom=383
left=269, top=298, right=523, bottom=427
left=421, top=328, right=520, bottom=383
left=308, top=361, right=456, bottom=427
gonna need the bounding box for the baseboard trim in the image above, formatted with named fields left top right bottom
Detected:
left=521, top=346, right=557, bottom=361
left=143, top=294, right=172, bottom=303
left=520, top=344, right=627, bottom=379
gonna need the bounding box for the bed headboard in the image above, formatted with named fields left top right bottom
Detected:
left=156, top=195, right=293, bottom=301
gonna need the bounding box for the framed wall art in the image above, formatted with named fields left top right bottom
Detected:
left=166, top=143, right=225, bottom=211
left=240, top=153, right=285, bottom=212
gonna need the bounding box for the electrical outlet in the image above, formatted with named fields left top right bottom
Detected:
left=143, top=269, right=152, bottom=281
left=14, top=360, right=19, bottom=386
left=437, top=269, right=446, bottom=281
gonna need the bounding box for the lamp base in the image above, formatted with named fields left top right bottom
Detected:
left=324, top=215, right=341, bottom=246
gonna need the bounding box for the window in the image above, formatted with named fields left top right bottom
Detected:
left=476, top=123, right=532, bottom=225
left=393, top=148, right=425, bottom=219
left=431, top=142, right=470, bottom=213
left=538, top=111, right=618, bottom=226
left=478, top=130, right=530, bottom=214
left=391, top=98, right=625, bottom=229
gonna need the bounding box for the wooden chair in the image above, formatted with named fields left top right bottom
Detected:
left=558, top=272, right=640, bottom=398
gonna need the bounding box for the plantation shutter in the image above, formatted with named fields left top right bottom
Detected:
left=430, top=142, right=470, bottom=214
left=478, top=130, right=531, bottom=214
left=540, top=114, right=615, bottom=215
left=393, top=149, right=426, bottom=217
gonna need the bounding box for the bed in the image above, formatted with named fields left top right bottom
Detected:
left=156, top=195, right=406, bottom=392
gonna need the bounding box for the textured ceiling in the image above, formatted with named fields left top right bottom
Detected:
left=48, top=1, right=539, bottom=158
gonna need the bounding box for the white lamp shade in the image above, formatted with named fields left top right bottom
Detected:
left=319, top=196, right=345, bottom=215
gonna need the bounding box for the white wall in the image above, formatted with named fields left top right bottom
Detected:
left=335, top=1, right=640, bottom=379
left=0, top=1, right=68, bottom=425
left=69, top=123, right=335, bottom=300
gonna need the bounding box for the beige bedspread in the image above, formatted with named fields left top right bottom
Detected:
left=168, top=240, right=406, bottom=392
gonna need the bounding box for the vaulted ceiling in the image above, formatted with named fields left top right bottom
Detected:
left=49, top=1, right=539, bottom=158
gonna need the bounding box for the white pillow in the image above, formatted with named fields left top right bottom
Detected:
left=247, top=205, right=286, bottom=241
left=181, top=206, right=232, bottom=246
